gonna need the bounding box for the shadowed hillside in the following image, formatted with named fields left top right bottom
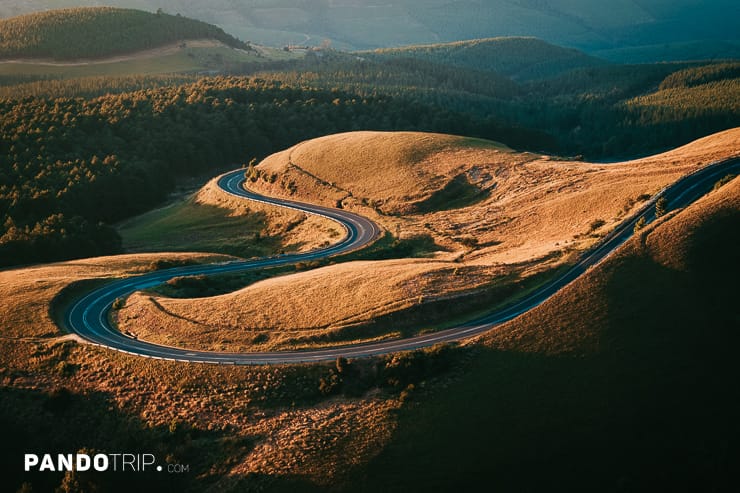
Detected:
left=1, top=0, right=736, bottom=61
left=354, top=176, right=740, bottom=492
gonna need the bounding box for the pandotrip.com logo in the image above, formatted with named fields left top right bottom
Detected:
left=24, top=453, right=190, bottom=474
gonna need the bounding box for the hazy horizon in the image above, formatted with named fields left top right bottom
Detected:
left=1, top=0, right=738, bottom=62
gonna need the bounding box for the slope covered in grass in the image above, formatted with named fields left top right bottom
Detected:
left=3, top=0, right=735, bottom=62
left=119, top=129, right=739, bottom=353
left=0, top=7, right=249, bottom=60
left=118, top=175, right=344, bottom=258
left=1, top=136, right=738, bottom=493
left=354, top=176, right=740, bottom=492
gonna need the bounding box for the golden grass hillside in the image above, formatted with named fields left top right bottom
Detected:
left=355, top=175, right=740, bottom=492
left=0, top=251, right=410, bottom=492
left=118, top=260, right=505, bottom=351
left=1, top=168, right=736, bottom=493
left=0, top=252, right=231, bottom=339
left=252, top=129, right=740, bottom=263
left=118, top=129, right=740, bottom=351
left=0, top=239, right=404, bottom=493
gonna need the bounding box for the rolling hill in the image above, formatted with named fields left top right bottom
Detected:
left=355, top=166, right=740, bottom=493
left=108, top=130, right=740, bottom=352
left=0, top=7, right=249, bottom=60
left=363, top=37, right=606, bottom=80
left=1, top=131, right=737, bottom=492
left=1, top=1, right=737, bottom=62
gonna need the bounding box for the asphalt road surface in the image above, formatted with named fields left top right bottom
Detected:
left=65, top=159, right=739, bottom=364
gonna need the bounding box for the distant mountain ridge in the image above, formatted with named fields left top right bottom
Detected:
left=0, top=7, right=249, bottom=60
left=364, top=37, right=606, bottom=80
left=0, top=0, right=737, bottom=62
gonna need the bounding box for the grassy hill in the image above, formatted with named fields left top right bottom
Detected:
left=2, top=1, right=736, bottom=61
left=354, top=174, right=740, bottom=492
left=0, top=7, right=249, bottom=60
left=1, top=134, right=737, bottom=493
left=110, top=130, right=739, bottom=353
left=363, top=37, right=606, bottom=80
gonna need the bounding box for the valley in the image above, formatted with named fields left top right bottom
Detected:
left=0, top=5, right=738, bottom=492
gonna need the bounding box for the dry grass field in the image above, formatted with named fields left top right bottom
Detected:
left=114, top=129, right=740, bottom=351
left=357, top=174, right=740, bottom=492
left=0, top=252, right=231, bottom=340
left=0, top=132, right=740, bottom=491
left=1, top=154, right=736, bottom=492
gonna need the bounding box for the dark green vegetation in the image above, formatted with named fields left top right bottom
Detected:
left=0, top=74, right=198, bottom=99
left=352, top=182, right=740, bottom=493
left=659, top=62, right=740, bottom=90
left=256, top=46, right=738, bottom=157
left=336, top=232, right=442, bottom=262
left=0, top=7, right=249, bottom=60
left=365, top=37, right=605, bottom=80
left=149, top=269, right=289, bottom=299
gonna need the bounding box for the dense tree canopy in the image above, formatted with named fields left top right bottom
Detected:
left=251, top=53, right=739, bottom=157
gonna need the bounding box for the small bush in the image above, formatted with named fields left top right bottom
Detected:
left=713, top=173, right=736, bottom=192
left=589, top=219, right=605, bottom=231
left=655, top=196, right=668, bottom=217
left=457, top=236, right=479, bottom=248
left=634, top=216, right=647, bottom=233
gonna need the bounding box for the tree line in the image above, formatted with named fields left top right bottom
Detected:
left=0, top=76, right=548, bottom=267
left=248, top=53, right=739, bottom=157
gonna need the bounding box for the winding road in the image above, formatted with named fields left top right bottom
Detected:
left=65, top=158, right=739, bottom=364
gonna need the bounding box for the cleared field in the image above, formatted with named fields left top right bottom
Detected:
left=118, top=200, right=273, bottom=257
left=0, top=40, right=275, bottom=77
left=118, top=176, right=344, bottom=258
left=114, top=129, right=740, bottom=352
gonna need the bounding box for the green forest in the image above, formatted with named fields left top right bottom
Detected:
left=0, top=7, right=250, bottom=60
left=249, top=53, right=739, bottom=156
left=0, top=11, right=738, bottom=268
left=0, top=77, right=547, bottom=266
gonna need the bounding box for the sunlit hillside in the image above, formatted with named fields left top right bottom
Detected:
left=108, top=130, right=740, bottom=352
